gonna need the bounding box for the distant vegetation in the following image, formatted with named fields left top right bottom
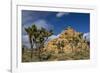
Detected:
left=22, top=25, right=90, bottom=62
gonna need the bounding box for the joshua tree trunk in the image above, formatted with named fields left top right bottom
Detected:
left=29, top=38, right=33, bottom=60
left=31, top=47, right=33, bottom=60
left=38, top=38, right=48, bottom=61
left=22, top=47, right=25, bottom=55
left=38, top=47, right=41, bottom=61
left=38, top=43, right=45, bottom=61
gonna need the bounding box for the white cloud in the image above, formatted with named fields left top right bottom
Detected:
left=34, top=19, right=53, bottom=30
left=22, top=35, right=30, bottom=48
left=48, top=35, right=59, bottom=40
left=56, top=12, right=70, bottom=18
left=22, top=19, right=54, bottom=35
left=22, top=25, right=30, bottom=35
left=45, top=34, right=60, bottom=44
left=83, top=32, right=90, bottom=42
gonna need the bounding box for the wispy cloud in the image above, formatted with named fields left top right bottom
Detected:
left=34, top=19, right=53, bottom=30
left=22, top=19, right=54, bottom=35
left=22, top=10, right=50, bottom=25
left=56, top=12, right=70, bottom=18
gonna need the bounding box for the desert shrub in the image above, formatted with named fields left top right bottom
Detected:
left=39, top=51, right=52, bottom=61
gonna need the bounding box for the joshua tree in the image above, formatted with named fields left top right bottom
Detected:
left=25, top=24, right=38, bottom=60
left=25, top=27, right=33, bottom=49
left=60, top=41, right=65, bottom=53
left=36, top=28, right=53, bottom=60
left=25, top=24, right=53, bottom=61
left=25, top=27, right=33, bottom=59
left=78, top=32, right=83, bottom=39
left=57, top=41, right=65, bottom=53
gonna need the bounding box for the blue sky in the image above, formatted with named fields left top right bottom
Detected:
left=22, top=10, right=90, bottom=35
left=22, top=10, right=90, bottom=48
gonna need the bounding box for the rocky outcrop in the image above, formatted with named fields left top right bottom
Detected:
left=41, top=27, right=90, bottom=60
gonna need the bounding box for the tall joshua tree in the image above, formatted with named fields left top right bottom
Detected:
left=31, top=25, right=38, bottom=59
left=25, top=27, right=33, bottom=59
left=25, top=25, right=38, bottom=60
left=36, top=28, right=53, bottom=60
left=25, top=24, right=53, bottom=61
left=25, top=27, right=33, bottom=49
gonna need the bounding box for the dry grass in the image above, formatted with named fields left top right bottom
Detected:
left=22, top=47, right=90, bottom=62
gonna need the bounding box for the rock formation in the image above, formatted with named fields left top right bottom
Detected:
left=40, top=27, right=90, bottom=61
